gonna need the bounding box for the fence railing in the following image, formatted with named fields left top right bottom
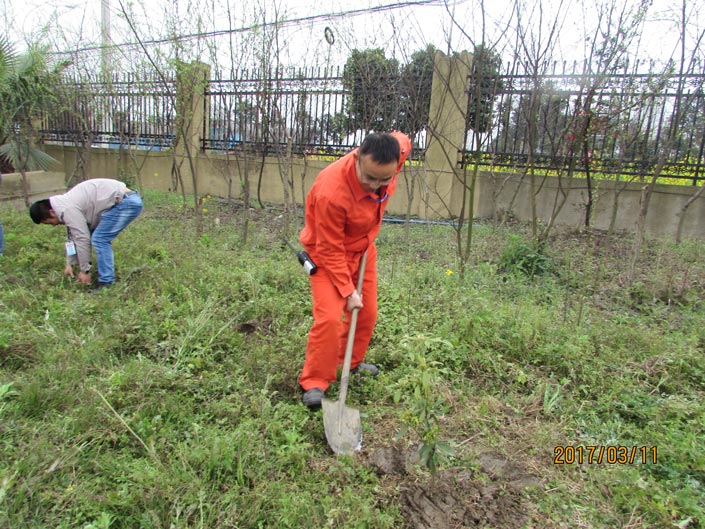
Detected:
left=201, top=66, right=426, bottom=158
left=40, top=61, right=705, bottom=183
left=41, top=72, right=176, bottom=151
left=466, top=60, right=705, bottom=184
left=204, top=66, right=354, bottom=156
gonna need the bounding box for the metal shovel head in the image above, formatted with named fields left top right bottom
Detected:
left=321, top=397, right=362, bottom=455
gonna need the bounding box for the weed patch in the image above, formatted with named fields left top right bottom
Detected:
left=1, top=194, right=703, bottom=528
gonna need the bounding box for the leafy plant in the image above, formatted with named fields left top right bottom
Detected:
left=83, top=512, right=113, bottom=529
left=393, top=334, right=455, bottom=474
left=542, top=383, right=562, bottom=416
left=0, top=381, right=18, bottom=417
left=498, top=234, right=552, bottom=276
left=0, top=382, right=17, bottom=400
left=0, top=39, right=66, bottom=205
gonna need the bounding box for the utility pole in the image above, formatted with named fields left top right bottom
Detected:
left=101, top=0, right=112, bottom=79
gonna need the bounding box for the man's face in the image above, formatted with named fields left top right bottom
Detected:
left=356, top=153, right=397, bottom=193
left=40, top=210, right=62, bottom=226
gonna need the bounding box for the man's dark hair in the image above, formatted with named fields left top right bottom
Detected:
left=29, top=199, right=53, bottom=224
left=359, top=133, right=400, bottom=164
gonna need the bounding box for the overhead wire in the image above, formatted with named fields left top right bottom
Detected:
left=48, top=0, right=449, bottom=58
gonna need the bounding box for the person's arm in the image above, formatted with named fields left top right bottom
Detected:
left=313, top=197, right=356, bottom=298
left=61, top=208, right=92, bottom=280
left=64, top=243, right=78, bottom=277
left=64, top=226, right=78, bottom=275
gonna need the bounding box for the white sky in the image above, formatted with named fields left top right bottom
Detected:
left=1, top=0, right=701, bottom=71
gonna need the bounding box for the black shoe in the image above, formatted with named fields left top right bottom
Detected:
left=302, top=388, right=325, bottom=409
left=91, top=282, right=113, bottom=293
left=351, top=363, right=379, bottom=377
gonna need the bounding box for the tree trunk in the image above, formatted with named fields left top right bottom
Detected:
left=20, top=167, right=30, bottom=208
left=403, top=165, right=416, bottom=244
left=583, top=138, right=593, bottom=228
left=675, top=184, right=705, bottom=244
left=627, top=185, right=650, bottom=285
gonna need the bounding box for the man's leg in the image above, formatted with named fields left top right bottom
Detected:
left=300, top=269, right=347, bottom=392
left=91, top=193, right=143, bottom=284
left=338, top=247, right=378, bottom=369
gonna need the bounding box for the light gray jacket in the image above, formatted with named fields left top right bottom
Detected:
left=49, top=179, right=128, bottom=272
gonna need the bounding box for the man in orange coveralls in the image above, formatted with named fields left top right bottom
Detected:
left=299, top=131, right=411, bottom=408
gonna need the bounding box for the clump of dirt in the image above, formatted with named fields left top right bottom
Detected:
left=367, top=445, right=537, bottom=529
left=237, top=317, right=274, bottom=335
left=399, top=467, right=528, bottom=529
left=367, top=444, right=420, bottom=477
left=477, top=451, right=542, bottom=490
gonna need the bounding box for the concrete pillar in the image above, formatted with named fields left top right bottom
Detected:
left=422, top=50, right=472, bottom=219
left=175, top=61, right=211, bottom=194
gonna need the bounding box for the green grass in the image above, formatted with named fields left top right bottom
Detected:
left=1, top=190, right=704, bottom=528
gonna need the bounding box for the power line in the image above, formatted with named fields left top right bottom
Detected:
left=49, top=0, right=446, bottom=57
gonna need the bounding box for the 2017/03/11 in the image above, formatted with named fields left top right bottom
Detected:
left=553, top=445, right=658, bottom=465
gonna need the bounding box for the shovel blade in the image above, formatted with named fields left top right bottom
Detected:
left=321, top=398, right=362, bottom=455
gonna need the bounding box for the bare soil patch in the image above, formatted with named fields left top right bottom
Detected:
left=367, top=444, right=538, bottom=529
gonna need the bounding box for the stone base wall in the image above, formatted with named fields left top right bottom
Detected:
left=0, top=171, right=67, bottom=209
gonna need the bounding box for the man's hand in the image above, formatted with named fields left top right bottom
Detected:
left=346, top=290, right=363, bottom=312
left=77, top=271, right=91, bottom=284
left=64, top=264, right=74, bottom=277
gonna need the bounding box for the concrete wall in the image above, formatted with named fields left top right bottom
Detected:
left=43, top=144, right=334, bottom=207
left=23, top=144, right=703, bottom=241
left=476, top=171, right=704, bottom=239
left=0, top=170, right=67, bottom=209
left=40, top=144, right=439, bottom=219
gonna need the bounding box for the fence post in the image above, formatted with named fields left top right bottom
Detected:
left=423, top=50, right=472, bottom=219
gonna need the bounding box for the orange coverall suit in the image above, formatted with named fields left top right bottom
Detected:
left=299, top=132, right=412, bottom=391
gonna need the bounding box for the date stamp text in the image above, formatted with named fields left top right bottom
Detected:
left=553, top=445, right=657, bottom=465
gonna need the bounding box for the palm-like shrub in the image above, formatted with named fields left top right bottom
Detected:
left=0, top=37, right=65, bottom=205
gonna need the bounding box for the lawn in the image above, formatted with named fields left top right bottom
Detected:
left=1, top=190, right=703, bottom=529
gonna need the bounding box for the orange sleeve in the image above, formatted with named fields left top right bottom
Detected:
left=313, top=196, right=356, bottom=298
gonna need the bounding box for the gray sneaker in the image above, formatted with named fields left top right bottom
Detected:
left=302, top=388, right=325, bottom=409
left=351, top=363, right=379, bottom=377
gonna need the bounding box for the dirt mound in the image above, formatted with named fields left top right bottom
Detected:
left=399, top=468, right=529, bottom=529
left=367, top=445, right=535, bottom=529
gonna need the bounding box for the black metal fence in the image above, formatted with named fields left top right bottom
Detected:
left=40, top=61, right=705, bottom=183
left=204, top=66, right=354, bottom=156
left=41, top=72, right=176, bottom=150
left=468, top=60, right=705, bottom=184
left=203, top=66, right=426, bottom=160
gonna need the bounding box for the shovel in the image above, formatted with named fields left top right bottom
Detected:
left=322, top=251, right=368, bottom=455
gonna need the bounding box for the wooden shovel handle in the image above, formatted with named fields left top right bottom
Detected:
left=337, top=250, right=368, bottom=415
